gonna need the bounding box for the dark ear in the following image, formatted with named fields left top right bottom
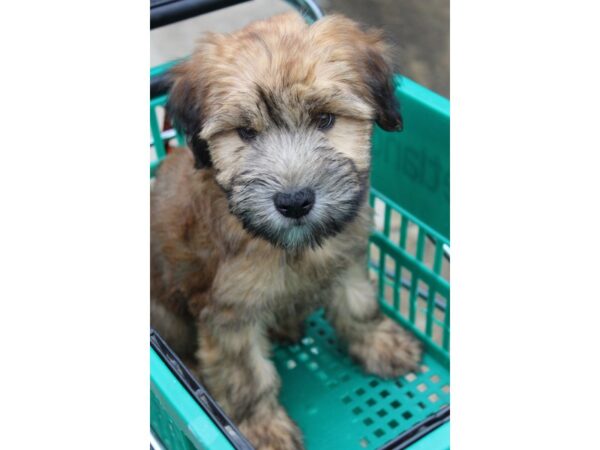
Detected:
left=166, top=63, right=212, bottom=168
left=363, top=48, right=403, bottom=132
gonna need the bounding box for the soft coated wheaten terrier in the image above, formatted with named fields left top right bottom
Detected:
left=151, top=12, right=421, bottom=449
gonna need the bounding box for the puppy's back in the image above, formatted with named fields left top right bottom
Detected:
left=151, top=148, right=228, bottom=319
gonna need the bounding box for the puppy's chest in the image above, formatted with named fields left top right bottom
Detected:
left=212, top=241, right=355, bottom=308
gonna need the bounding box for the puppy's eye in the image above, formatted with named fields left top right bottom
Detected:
left=237, top=127, right=258, bottom=141
left=316, top=113, right=335, bottom=130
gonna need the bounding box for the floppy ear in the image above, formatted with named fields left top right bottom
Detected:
left=361, top=47, right=404, bottom=132
left=166, top=62, right=212, bottom=168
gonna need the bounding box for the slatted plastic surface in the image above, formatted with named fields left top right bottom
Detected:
left=368, top=189, right=450, bottom=367
left=274, top=310, right=449, bottom=450
left=150, top=94, right=184, bottom=177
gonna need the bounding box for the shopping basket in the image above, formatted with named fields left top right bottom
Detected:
left=150, top=1, right=450, bottom=449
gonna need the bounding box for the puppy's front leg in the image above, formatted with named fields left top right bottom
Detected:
left=197, top=312, right=303, bottom=450
left=327, top=263, right=422, bottom=378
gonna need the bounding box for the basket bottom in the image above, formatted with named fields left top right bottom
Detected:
left=274, top=310, right=449, bottom=450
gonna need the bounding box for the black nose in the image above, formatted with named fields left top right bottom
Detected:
left=274, top=188, right=315, bottom=219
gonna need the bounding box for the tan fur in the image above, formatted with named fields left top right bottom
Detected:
left=151, top=13, right=419, bottom=449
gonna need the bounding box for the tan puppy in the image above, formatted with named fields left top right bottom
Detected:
left=151, top=13, right=421, bottom=449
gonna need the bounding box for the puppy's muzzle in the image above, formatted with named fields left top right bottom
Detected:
left=273, top=188, right=315, bottom=219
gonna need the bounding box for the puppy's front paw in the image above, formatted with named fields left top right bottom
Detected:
left=239, top=406, right=304, bottom=450
left=349, top=318, right=422, bottom=378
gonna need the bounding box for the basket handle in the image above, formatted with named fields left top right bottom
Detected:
left=151, top=0, right=323, bottom=30
left=151, top=0, right=252, bottom=29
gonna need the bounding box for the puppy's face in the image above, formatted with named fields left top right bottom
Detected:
left=168, top=13, right=402, bottom=250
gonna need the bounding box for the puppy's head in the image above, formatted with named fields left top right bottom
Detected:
left=168, top=13, right=402, bottom=250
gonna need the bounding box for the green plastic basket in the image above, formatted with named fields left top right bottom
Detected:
left=150, top=66, right=450, bottom=449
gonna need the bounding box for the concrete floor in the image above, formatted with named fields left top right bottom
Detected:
left=150, top=0, right=449, bottom=98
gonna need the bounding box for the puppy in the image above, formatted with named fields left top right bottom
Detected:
left=151, top=13, right=421, bottom=450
